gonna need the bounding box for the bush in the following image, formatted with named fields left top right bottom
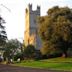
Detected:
left=47, top=52, right=62, bottom=58
left=34, top=52, right=42, bottom=60
left=14, top=53, right=22, bottom=61
left=23, top=44, right=35, bottom=59
left=42, top=55, right=48, bottom=59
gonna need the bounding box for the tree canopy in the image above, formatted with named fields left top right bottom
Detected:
left=0, top=16, right=7, bottom=47
left=38, top=6, right=72, bottom=57
left=3, top=39, right=22, bottom=61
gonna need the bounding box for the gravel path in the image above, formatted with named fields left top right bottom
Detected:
left=0, top=64, right=71, bottom=72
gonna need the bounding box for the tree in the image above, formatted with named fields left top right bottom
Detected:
left=24, top=44, right=35, bottom=59
left=0, top=16, right=7, bottom=47
left=38, top=6, right=72, bottom=57
left=3, top=39, right=22, bottom=62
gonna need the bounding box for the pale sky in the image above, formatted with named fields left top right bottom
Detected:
left=0, top=0, right=72, bottom=42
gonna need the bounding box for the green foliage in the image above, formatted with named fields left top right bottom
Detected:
left=13, top=52, right=22, bottom=61
left=24, top=44, right=35, bottom=59
left=38, top=6, right=72, bottom=57
left=0, top=16, right=7, bottom=46
left=3, top=39, right=22, bottom=61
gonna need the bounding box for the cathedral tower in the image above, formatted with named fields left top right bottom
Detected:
left=24, top=4, right=42, bottom=50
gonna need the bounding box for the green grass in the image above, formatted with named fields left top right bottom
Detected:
left=13, top=57, right=72, bottom=71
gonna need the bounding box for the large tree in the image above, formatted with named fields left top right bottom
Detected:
left=3, top=39, right=22, bottom=62
left=38, top=6, right=72, bottom=57
left=0, top=16, right=7, bottom=47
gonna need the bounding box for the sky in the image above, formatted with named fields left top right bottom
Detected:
left=0, top=0, right=72, bottom=42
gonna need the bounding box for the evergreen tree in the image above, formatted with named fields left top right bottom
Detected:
left=0, top=16, right=7, bottom=47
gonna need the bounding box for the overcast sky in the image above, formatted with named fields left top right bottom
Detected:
left=0, top=0, right=72, bottom=42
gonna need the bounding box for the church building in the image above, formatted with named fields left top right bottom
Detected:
left=24, top=4, right=42, bottom=50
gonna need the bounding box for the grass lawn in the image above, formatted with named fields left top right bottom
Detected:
left=13, top=57, right=72, bottom=71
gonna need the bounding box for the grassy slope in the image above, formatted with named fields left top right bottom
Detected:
left=14, top=57, right=72, bottom=71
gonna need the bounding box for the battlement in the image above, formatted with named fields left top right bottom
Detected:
left=25, top=4, right=40, bottom=15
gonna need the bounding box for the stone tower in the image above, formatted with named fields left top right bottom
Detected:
left=24, top=4, right=42, bottom=50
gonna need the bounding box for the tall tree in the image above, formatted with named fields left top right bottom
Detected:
left=0, top=16, right=7, bottom=47
left=3, top=39, right=22, bottom=62
left=38, top=6, right=72, bottom=57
